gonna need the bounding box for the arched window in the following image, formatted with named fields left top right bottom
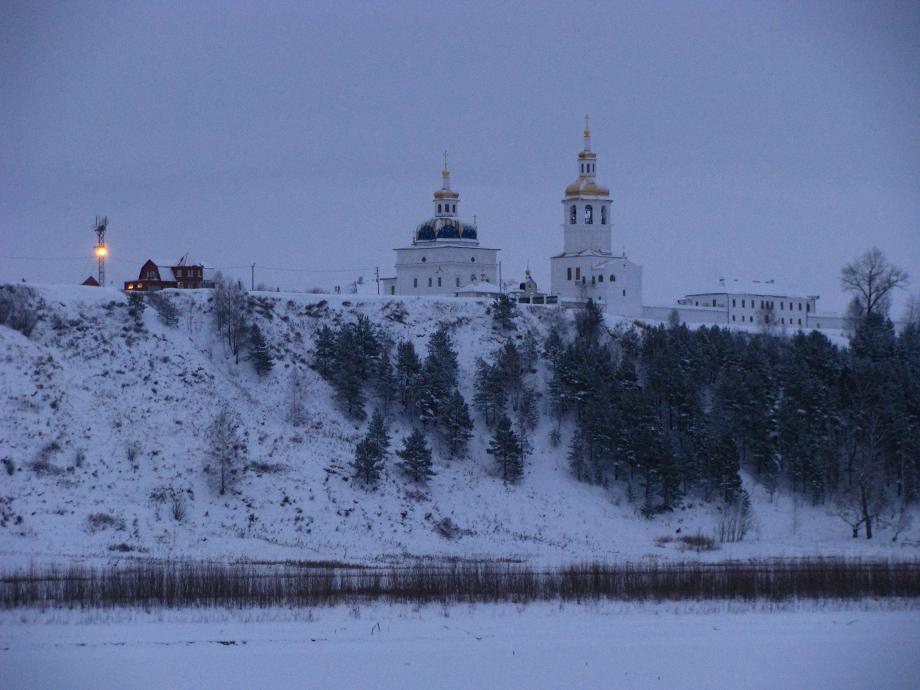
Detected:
left=452, top=204, right=456, bottom=213
left=600, top=206, right=607, bottom=225
left=584, top=205, right=593, bottom=224
left=569, top=205, right=577, bottom=224
left=437, top=204, right=442, bottom=213
left=610, top=274, right=615, bottom=282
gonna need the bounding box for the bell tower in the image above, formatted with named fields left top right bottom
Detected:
left=433, top=151, right=459, bottom=219
left=551, top=116, right=643, bottom=317
left=561, top=115, right=613, bottom=254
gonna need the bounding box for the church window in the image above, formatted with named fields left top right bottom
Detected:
left=428, top=277, right=432, bottom=287
left=591, top=276, right=595, bottom=285
left=601, top=206, right=607, bottom=225
left=732, top=315, right=736, bottom=322
left=622, top=289, right=626, bottom=297
left=798, top=303, right=802, bottom=311
left=575, top=267, right=581, bottom=280
left=452, top=204, right=456, bottom=213
left=584, top=205, right=593, bottom=224
left=806, top=303, right=810, bottom=313
left=567, top=267, right=572, bottom=280
left=456, top=276, right=460, bottom=287
left=421, top=256, right=427, bottom=263
left=742, top=299, right=745, bottom=308
left=471, top=273, right=476, bottom=281
left=732, top=299, right=736, bottom=307
left=437, top=277, right=442, bottom=287
left=413, top=278, right=418, bottom=288
left=569, top=205, right=577, bottom=224
left=471, top=257, right=476, bottom=262
left=610, top=274, right=615, bottom=282
left=798, top=318, right=802, bottom=326
left=712, top=299, right=716, bottom=307
left=598, top=275, right=604, bottom=282
left=437, top=204, right=442, bottom=213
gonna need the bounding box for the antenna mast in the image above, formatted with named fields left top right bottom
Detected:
left=93, top=216, right=109, bottom=286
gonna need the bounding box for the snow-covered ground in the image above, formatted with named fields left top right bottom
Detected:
left=1, top=284, right=917, bottom=568
left=2, top=602, right=918, bottom=689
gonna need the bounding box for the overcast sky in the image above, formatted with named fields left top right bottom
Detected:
left=2, top=0, right=918, bottom=313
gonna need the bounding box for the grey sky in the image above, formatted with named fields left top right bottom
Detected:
left=2, top=0, right=918, bottom=313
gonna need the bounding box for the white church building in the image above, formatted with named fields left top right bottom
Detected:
left=549, top=119, right=643, bottom=317
left=380, top=156, right=499, bottom=296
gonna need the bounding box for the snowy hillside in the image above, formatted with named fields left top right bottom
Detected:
left=0, top=284, right=916, bottom=567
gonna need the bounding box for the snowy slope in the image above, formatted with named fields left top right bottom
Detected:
left=0, top=284, right=917, bottom=567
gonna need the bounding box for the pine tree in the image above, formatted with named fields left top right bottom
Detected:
left=473, top=359, right=506, bottom=426
left=395, top=339, right=423, bottom=412
left=521, top=330, right=539, bottom=370
left=543, top=325, right=565, bottom=368
left=491, top=294, right=517, bottom=330
left=247, top=324, right=274, bottom=376
left=332, top=325, right=367, bottom=419
left=487, top=415, right=523, bottom=483
left=710, top=432, right=742, bottom=503
left=352, top=438, right=383, bottom=487
left=313, top=325, right=336, bottom=378
left=568, top=434, right=588, bottom=482
left=374, top=347, right=397, bottom=414
left=351, top=410, right=390, bottom=488
left=416, top=325, right=459, bottom=425
left=127, top=291, right=146, bottom=322
left=366, top=408, right=391, bottom=460
left=396, top=428, right=435, bottom=483
left=441, top=389, right=474, bottom=457
left=496, top=339, right=523, bottom=406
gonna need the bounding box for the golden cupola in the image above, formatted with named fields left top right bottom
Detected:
left=564, top=115, right=610, bottom=198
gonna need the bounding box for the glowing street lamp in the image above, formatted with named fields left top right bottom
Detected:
left=95, top=245, right=108, bottom=258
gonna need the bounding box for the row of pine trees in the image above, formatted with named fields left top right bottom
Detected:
left=311, top=295, right=919, bottom=539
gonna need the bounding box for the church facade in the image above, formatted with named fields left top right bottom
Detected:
left=549, top=120, right=643, bottom=317
left=380, top=157, right=499, bottom=296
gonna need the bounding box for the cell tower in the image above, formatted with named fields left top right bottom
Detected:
left=93, top=216, right=109, bottom=286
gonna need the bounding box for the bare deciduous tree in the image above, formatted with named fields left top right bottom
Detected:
left=213, top=274, right=249, bottom=363
left=207, top=405, right=246, bottom=495
left=840, top=247, right=909, bottom=319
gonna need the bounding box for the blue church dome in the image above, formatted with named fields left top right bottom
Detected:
left=413, top=217, right=477, bottom=243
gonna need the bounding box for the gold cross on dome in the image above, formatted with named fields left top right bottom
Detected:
left=443, top=150, right=449, bottom=172
left=584, top=113, right=590, bottom=133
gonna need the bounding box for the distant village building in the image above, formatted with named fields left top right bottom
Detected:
left=81, top=276, right=100, bottom=287
left=380, top=155, right=499, bottom=296
left=641, top=278, right=845, bottom=330
left=124, top=257, right=210, bottom=292
left=549, top=119, right=643, bottom=317
left=680, top=279, right=818, bottom=328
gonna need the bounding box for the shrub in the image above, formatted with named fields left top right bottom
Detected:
left=1, top=457, right=14, bottom=476
left=0, top=285, right=41, bottom=337
left=147, top=292, right=180, bottom=327
left=718, top=494, right=754, bottom=543
left=678, top=532, right=718, bottom=552
left=85, top=513, right=126, bottom=534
